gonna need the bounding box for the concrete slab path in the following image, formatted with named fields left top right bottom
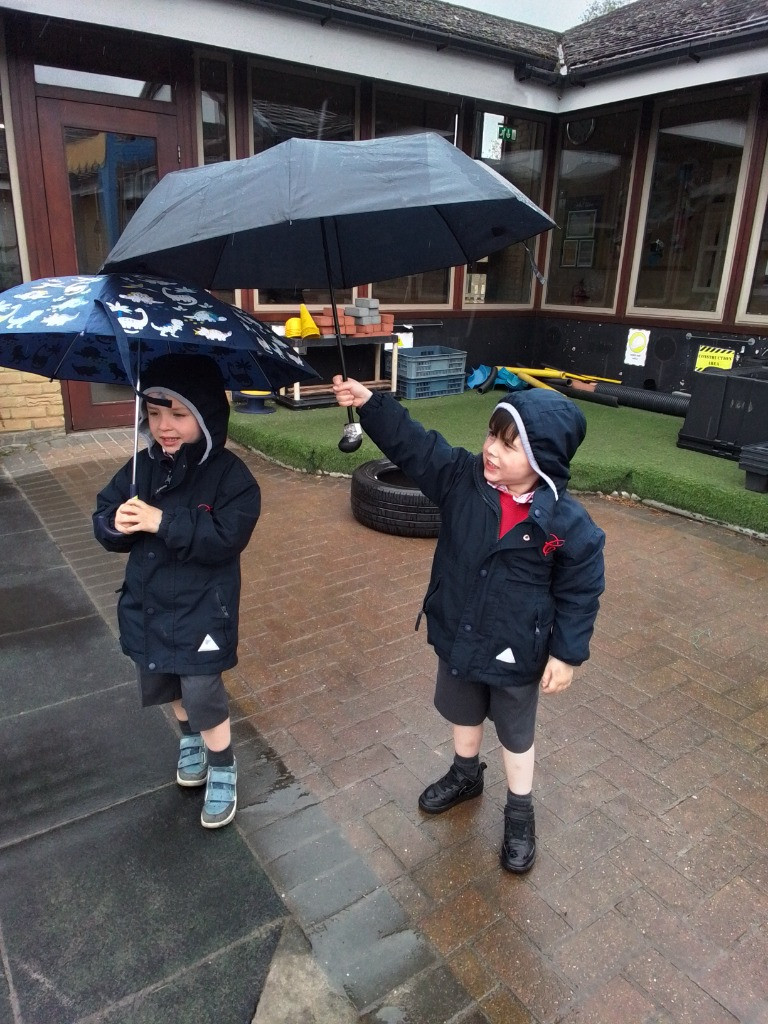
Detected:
left=1, top=427, right=766, bottom=1024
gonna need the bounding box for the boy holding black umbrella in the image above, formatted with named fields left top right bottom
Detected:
left=333, top=374, right=605, bottom=873
left=94, top=354, right=260, bottom=829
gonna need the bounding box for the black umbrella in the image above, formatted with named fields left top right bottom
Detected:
left=102, top=132, right=556, bottom=450
left=0, top=273, right=318, bottom=489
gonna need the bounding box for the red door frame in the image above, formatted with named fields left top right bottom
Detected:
left=36, top=97, right=180, bottom=430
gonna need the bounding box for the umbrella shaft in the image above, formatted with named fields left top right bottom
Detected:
left=321, top=218, right=354, bottom=425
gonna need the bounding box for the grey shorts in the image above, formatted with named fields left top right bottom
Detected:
left=136, top=668, right=229, bottom=732
left=434, top=659, right=539, bottom=753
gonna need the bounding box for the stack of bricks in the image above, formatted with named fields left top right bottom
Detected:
left=313, top=298, right=395, bottom=337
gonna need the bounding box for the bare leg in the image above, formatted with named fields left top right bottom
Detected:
left=201, top=717, right=231, bottom=754
left=502, top=743, right=534, bottom=795
left=171, top=699, right=187, bottom=722
left=453, top=723, right=483, bottom=757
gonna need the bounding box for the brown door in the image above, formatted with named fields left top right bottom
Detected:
left=37, top=97, right=180, bottom=430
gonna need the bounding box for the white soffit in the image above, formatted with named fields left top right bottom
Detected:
left=6, top=0, right=767, bottom=115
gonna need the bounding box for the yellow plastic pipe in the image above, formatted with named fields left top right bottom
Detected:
left=513, top=369, right=558, bottom=390
left=497, top=366, right=622, bottom=384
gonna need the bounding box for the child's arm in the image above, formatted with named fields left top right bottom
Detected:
left=93, top=462, right=141, bottom=552
left=549, top=519, right=606, bottom=668
left=541, top=657, right=574, bottom=694
left=333, top=377, right=373, bottom=408
left=113, top=497, right=162, bottom=535
left=332, top=375, right=469, bottom=504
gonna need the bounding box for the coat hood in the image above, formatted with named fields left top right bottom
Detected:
left=138, top=354, right=230, bottom=464
left=494, top=389, right=587, bottom=499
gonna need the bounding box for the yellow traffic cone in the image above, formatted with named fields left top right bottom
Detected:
left=299, top=303, right=320, bottom=338
left=284, top=316, right=302, bottom=339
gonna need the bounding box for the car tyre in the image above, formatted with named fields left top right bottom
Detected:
left=350, top=459, right=441, bottom=538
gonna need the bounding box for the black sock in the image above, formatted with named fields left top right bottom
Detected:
left=178, top=719, right=193, bottom=736
left=208, top=744, right=234, bottom=768
left=454, top=753, right=481, bottom=779
left=506, top=790, right=533, bottom=812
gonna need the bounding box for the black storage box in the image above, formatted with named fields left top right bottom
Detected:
left=738, top=441, right=768, bottom=492
left=677, top=367, right=768, bottom=460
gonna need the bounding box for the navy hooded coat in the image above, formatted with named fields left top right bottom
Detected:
left=358, top=389, right=605, bottom=687
left=93, top=355, right=260, bottom=676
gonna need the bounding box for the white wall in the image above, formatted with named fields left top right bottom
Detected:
left=9, top=0, right=766, bottom=115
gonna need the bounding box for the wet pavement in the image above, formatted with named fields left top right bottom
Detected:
left=1, top=426, right=767, bottom=1024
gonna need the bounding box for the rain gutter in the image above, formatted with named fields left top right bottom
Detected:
left=251, top=0, right=768, bottom=97
left=556, top=24, right=768, bottom=90
left=249, top=0, right=560, bottom=76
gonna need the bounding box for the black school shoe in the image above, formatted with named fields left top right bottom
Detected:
left=418, top=762, right=487, bottom=814
left=500, top=804, right=536, bottom=873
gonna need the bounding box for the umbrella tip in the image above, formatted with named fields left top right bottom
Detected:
left=338, top=421, right=363, bottom=453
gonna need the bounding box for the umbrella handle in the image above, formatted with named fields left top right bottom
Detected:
left=332, top=308, right=362, bottom=451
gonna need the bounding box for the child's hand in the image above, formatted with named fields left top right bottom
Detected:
left=332, top=375, right=373, bottom=408
left=540, top=656, right=573, bottom=694
left=114, top=497, right=163, bottom=535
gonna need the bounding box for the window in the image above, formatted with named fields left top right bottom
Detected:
left=545, top=108, right=638, bottom=309
left=467, top=111, right=546, bottom=306
left=249, top=65, right=357, bottom=306
left=0, top=87, right=22, bottom=291
left=34, top=66, right=172, bottom=102
left=198, top=57, right=232, bottom=165
left=632, top=90, right=751, bottom=314
left=371, top=88, right=459, bottom=305
left=251, top=67, right=356, bottom=154
left=738, top=145, right=768, bottom=321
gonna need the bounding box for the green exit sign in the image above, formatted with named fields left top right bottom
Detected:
left=497, top=125, right=517, bottom=141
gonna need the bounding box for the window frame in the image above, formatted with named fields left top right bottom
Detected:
left=194, top=50, right=236, bottom=167
left=736, top=134, right=768, bottom=325
left=626, top=84, right=759, bottom=323
left=370, top=81, right=461, bottom=311
left=542, top=101, right=641, bottom=315
left=246, top=58, right=360, bottom=312
left=461, top=104, right=550, bottom=311
left=0, top=19, right=29, bottom=283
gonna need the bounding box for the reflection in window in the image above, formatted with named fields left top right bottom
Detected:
left=545, top=110, right=638, bottom=309
left=634, top=92, right=750, bottom=313
left=199, top=58, right=231, bottom=165
left=250, top=67, right=356, bottom=306
left=34, top=65, right=172, bottom=101
left=744, top=177, right=768, bottom=317
left=0, top=90, right=22, bottom=291
left=66, top=128, right=158, bottom=274
left=371, top=89, right=458, bottom=305
left=251, top=68, right=355, bottom=153
left=468, top=111, right=545, bottom=305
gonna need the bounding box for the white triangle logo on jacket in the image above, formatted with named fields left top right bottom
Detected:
left=198, top=634, right=220, bottom=652
left=495, top=647, right=516, bottom=663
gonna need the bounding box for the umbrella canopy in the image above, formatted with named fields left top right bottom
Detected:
left=0, top=274, right=318, bottom=392
left=101, top=133, right=556, bottom=291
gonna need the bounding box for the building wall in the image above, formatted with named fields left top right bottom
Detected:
left=0, top=3, right=766, bottom=431
left=0, top=368, right=65, bottom=432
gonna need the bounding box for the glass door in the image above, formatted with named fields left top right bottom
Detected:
left=37, top=98, right=179, bottom=429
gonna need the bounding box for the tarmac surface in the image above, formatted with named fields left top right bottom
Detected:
left=1, top=425, right=767, bottom=1024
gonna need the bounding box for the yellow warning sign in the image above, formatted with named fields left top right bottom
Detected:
left=695, top=346, right=735, bottom=372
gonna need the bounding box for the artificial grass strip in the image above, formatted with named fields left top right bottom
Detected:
left=228, top=391, right=768, bottom=535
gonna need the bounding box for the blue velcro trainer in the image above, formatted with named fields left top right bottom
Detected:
left=201, top=760, right=237, bottom=829
left=177, top=734, right=208, bottom=787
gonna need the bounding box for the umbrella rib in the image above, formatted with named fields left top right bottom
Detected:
left=433, top=204, right=474, bottom=266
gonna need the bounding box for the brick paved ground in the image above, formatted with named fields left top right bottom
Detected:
left=3, top=427, right=767, bottom=1023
